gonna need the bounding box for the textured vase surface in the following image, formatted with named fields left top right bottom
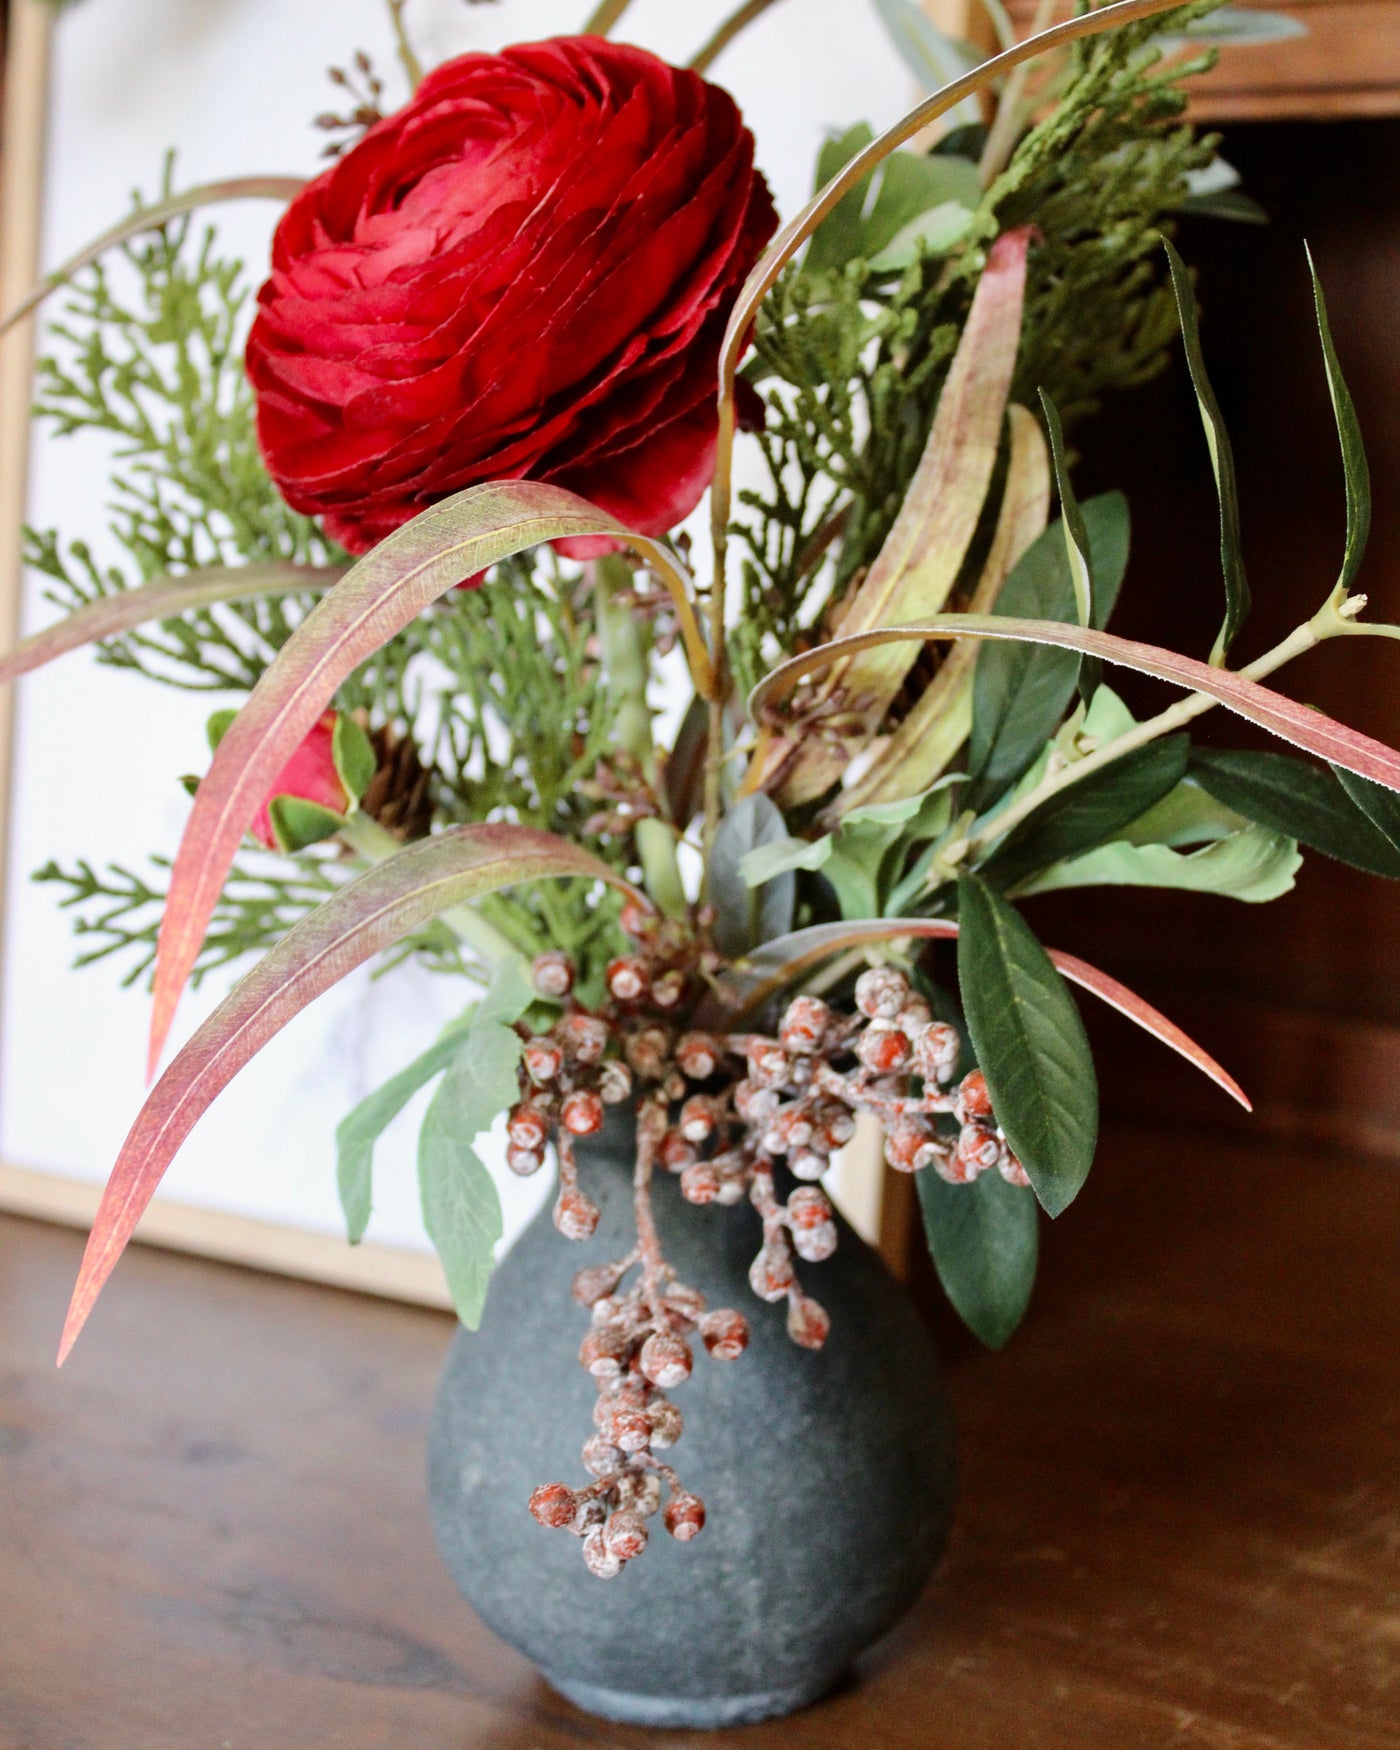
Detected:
left=427, top=1120, right=956, bottom=1728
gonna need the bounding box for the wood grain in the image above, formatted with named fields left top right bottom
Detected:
left=3, top=1121, right=1398, bottom=1747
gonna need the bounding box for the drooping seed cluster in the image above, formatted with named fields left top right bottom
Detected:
left=512, top=914, right=1024, bottom=1576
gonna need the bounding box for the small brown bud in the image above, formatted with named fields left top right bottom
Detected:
left=650, top=968, right=687, bottom=1009
left=579, top=1325, right=631, bottom=1379
left=647, top=1396, right=683, bottom=1448
left=522, top=1037, right=563, bottom=1084
left=787, top=1291, right=831, bottom=1350
left=582, top=1526, right=623, bottom=1578
left=625, top=1024, right=671, bottom=1080
left=561, top=1089, right=605, bottom=1136
left=912, top=1021, right=960, bottom=1086
left=507, top=1102, right=549, bottom=1151
left=572, top=1259, right=629, bottom=1306
left=606, top=954, right=650, bottom=1004
left=749, top=1241, right=795, bottom=1303
left=679, top=1159, right=720, bottom=1204
left=506, top=1143, right=546, bottom=1178
left=675, top=1031, right=722, bottom=1080
left=678, top=1094, right=721, bottom=1143
left=855, top=964, right=911, bottom=1020
left=598, top=1060, right=633, bottom=1105
left=532, top=950, right=574, bottom=999
left=778, top=994, right=831, bottom=1054
left=700, top=1307, right=750, bottom=1360
left=956, top=1069, right=995, bottom=1122
left=554, top=1186, right=601, bottom=1240
left=603, top=1509, right=648, bottom=1562
left=581, top=1433, right=624, bottom=1478
left=560, top=1012, right=608, bottom=1064
left=857, top=1023, right=911, bottom=1076
left=639, top=1330, right=693, bottom=1388
left=664, top=1491, right=706, bottom=1542
left=528, top=1482, right=577, bottom=1529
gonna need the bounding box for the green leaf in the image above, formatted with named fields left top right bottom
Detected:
left=1308, top=249, right=1371, bottom=601
left=867, top=200, right=975, bottom=273
left=1333, top=766, right=1400, bottom=854
left=1191, top=748, right=1400, bottom=878
left=416, top=959, right=533, bottom=1329
left=1163, top=239, right=1250, bottom=662
left=870, top=0, right=984, bottom=118
left=968, top=492, right=1130, bottom=806
left=1181, top=188, right=1269, bottom=225
left=862, top=154, right=981, bottom=262
left=1017, top=824, right=1301, bottom=903
left=205, top=707, right=238, bottom=754
left=332, top=713, right=377, bottom=804
left=918, top=1163, right=1038, bottom=1349
left=956, top=874, right=1097, bottom=1219
left=708, top=793, right=796, bottom=957
left=807, top=124, right=876, bottom=273
left=265, top=795, right=345, bottom=854
left=981, top=735, right=1190, bottom=893
left=334, top=1016, right=475, bottom=1245
left=1167, top=6, right=1307, bottom=43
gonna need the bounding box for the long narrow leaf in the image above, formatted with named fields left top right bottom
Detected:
left=1190, top=748, right=1400, bottom=878
left=58, top=825, right=646, bottom=1363
left=1308, top=248, right=1371, bottom=600
left=1163, top=240, right=1250, bottom=662
left=695, top=915, right=1248, bottom=1109
left=0, top=177, right=306, bottom=336
left=1038, top=388, right=1102, bottom=702
left=148, top=481, right=705, bottom=1074
left=0, top=563, right=345, bottom=687
left=750, top=613, right=1400, bottom=796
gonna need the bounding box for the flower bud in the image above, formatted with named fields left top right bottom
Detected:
left=778, top=994, right=831, bottom=1054
left=553, top=1185, right=600, bottom=1240
left=884, top=1116, right=940, bottom=1175
left=579, top=1325, right=631, bottom=1379
left=678, top=1094, right=721, bottom=1143
left=581, top=1433, right=624, bottom=1478
left=560, top=1013, right=608, bottom=1064
left=786, top=1185, right=833, bottom=1230
left=561, top=1089, right=605, bottom=1136
left=248, top=710, right=354, bottom=851
left=616, top=1467, right=663, bottom=1517
left=571, top=1259, right=630, bottom=1307
left=639, top=1330, right=693, bottom=1388
left=605, top=955, right=650, bottom=1004
left=792, top=1219, right=838, bottom=1263
left=647, top=1396, right=683, bottom=1448
left=956, top=1069, right=994, bottom=1122
left=679, top=1160, right=720, bottom=1204
left=664, top=1491, right=706, bottom=1542
left=507, top=1102, right=549, bottom=1151
left=582, top=1526, right=623, bottom=1578
left=603, top=1509, right=649, bottom=1563
left=700, top=1308, right=750, bottom=1360
left=855, top=964, right=911, bottom=1020
left=522, top=1037, right=563, bottom=1084
left=912, top=1021, right=960, bottom=1086
left=651, top=969, right=687, bottom=1009
left=531, top=950, right=574, bottom=998
left=505, top=1143, right=546, bottom=1178
left=598, top=1061, right=633, bottom=1105
left=787, top=1291, right=831, bottom=1350
left=857, top=1023, right=911, bottom=1076
left=749, top=1241, right=795, bottom=1302
left=625, top=1024, right=671, bottom=1080
left=528, top=1482, right=578, bottom=1529
left=675, top=1031, right=722, bottom=1080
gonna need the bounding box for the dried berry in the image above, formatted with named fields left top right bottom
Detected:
left=679, top=1159, right=720, bottom=1204
left=531, top=950, right=574, bottom=998
left=582, top=1526, right=623, bottom=1578
left=855, top=964, right=910, bottom=1020
left=787, top=1291, right=831, bottom=1350
left=560, top=1012, right=608, bottom=1064
left=625, top=1025, right=671, bottom=1080
left=528, top=1482, right=577, bottom=1529
left=640, top=1330, right=693, bottom=1388
left=857, top=1023, right=911, bottom=1076
left=675, top=1031, right=722, bottom=1080
left=956, top=1069, right=995, bottom=1122
left=646, top=1396, right=683, bottom=1448
left=664, top=1491, right=706, bottom=1542
left=554, top=1185, right=601, bottom=1240
left=778, top=994, right=831, bottom=1054
left=884, top=1115, right=940, bottom=1174
left=508, top=1102, right=549, bottom=1151
left=581, top=1433, right=624, bottom=1477
left=522, top=1037, right=563, bottom=1084
left=912, top=1021, right=960, bottom=1086
left=599, top=1060, right=633, bottom=1105
left=700, top=1307, right=750, bottom=1360
left=506, top=1143, right=546, bottom=1177
left=561, top=1089, right=605, bottom=1137
left=606, top=955, right=650, bottom=1003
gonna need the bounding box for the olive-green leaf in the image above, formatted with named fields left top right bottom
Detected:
left=1017, top=824, right=1301, bottom=904
left=918, top=1162, right=1038, bottom=1349
left=968, top=491, right=1130, bottom=807
left=956, top=873, right=1097, bottom=1218
left=708, top=793, right=796, bottom=957
left=1192, top=748, right=1400, bottom=878
left=1333, top=765, right=1400, bottom=856
left=1164, top=239, right=1250, bottom=662
left=982, top=735, right=1189, bottom=894
left=1038, top=388, right=1101, bottom=702
left=1308, top=248, right=1371, bottom=600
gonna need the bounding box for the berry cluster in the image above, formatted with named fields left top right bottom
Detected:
left=512, top=917, right=1024, bottom=1576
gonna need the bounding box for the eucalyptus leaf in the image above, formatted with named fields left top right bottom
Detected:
left=1165, top=6, right=1307, bottom=44
left=808, top=120, right=981, bottom=272
left=1164, top=239, right=1250, bottom=661
left=1018, top=824, right=1301, bottom=903
left=956, top=874, right=1097, bottom=1218
left=708, top=794, right=796, bottom=957
left=967, top=492, right=1130, bottom=809
left=918, top=1162, right=1039, bottom=1349
left=1191, top=748, right=1400, bottom=878
left=982, top=735, right=1190, bottom=894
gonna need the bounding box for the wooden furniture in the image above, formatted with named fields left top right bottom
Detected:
left=4, top=1119, right=1398, bottom=1747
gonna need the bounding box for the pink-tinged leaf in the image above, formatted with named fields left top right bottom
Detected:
left=148, top=481, right=707, bottom=1076
left=0, top=563, right=345, bottom=687
left=0, top=177, right=306, bottom=336
left=750, top=614, right=1400, bottom=794
left=697, top=915, right=1247, bottom=1109
left=58, top=824, right=646, bottom=1365
left=1044, top=951, right=1251, bottom=1112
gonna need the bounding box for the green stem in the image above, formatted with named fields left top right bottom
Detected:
left=593, top=556, right=689, bottom=920
left=582, top=0, right=635, bottom=35
left=338, top=812, right=522, bottom=969
left=386, top=0, right=424, bottom=91
left=689, top=0, right=790, bottom=74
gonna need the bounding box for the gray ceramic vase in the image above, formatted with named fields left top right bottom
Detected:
left=427, top=1117, right=956, bottom=1728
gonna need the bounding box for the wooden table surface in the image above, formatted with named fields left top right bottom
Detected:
left=3, top=1123, right=1398, bottom=1750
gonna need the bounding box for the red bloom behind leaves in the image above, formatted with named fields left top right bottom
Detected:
left=250, top=711, right=349, bottom=849
left=246, top=37, right=777, bottom=557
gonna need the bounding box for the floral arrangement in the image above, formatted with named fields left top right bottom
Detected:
left=12, top=0, right=1400, bottom=1586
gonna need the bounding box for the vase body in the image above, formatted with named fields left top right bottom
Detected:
left=427, top=1118, right=955, bottom=1728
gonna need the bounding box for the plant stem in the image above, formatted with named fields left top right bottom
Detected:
left=979, top=0, right=1054, bottom=186
left=386, top=0, right=424, bottom=91
left=337, top=811, right=523, bottom=969
left=593, top=556, right=689, bottom=920
left=689, top=0, right=790, bottom=74
left=582, top=0, right=635, bottom=35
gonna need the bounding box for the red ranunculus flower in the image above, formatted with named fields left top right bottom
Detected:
left=246, top=37, right=777, bottom=557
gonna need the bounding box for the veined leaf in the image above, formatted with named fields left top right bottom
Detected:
left=58, top=824, right=644, bottom=1363
left=707, top=793, right=795, bottom=957
left=417, top=960, right=534, bottom=1329
left=1191, top=748, right=1400, bottom=878
left=749, top=612, right=1400, bottom=800
left=1308, top=249, right=1371, bottom=601
left=0, top=563, right=345, bottom=687
left=957, top=874, right=1097, bottom=1218
left=756, top=227, right=1031, bottom=806
left=1018, top=824, right=1301, bottom=904
left=918, top=1163, right=1038, bottom=1349
left=1164, top=239, right=1250, bottom=662
left=1038, top=388, right=1102, bottom=701
left=981, top=735, right=1189, bottom=893
left=0, top=177, right=306, bottom=336
left=808, top=122, right=980, bottom=273
left=148, top=481, right=701, bottom=1073
left=967, top=493, right=1129, bottom=809
left=1334, top=766, right=1400, bottom=854
left=695, top=914, right=1248, bottom=1110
